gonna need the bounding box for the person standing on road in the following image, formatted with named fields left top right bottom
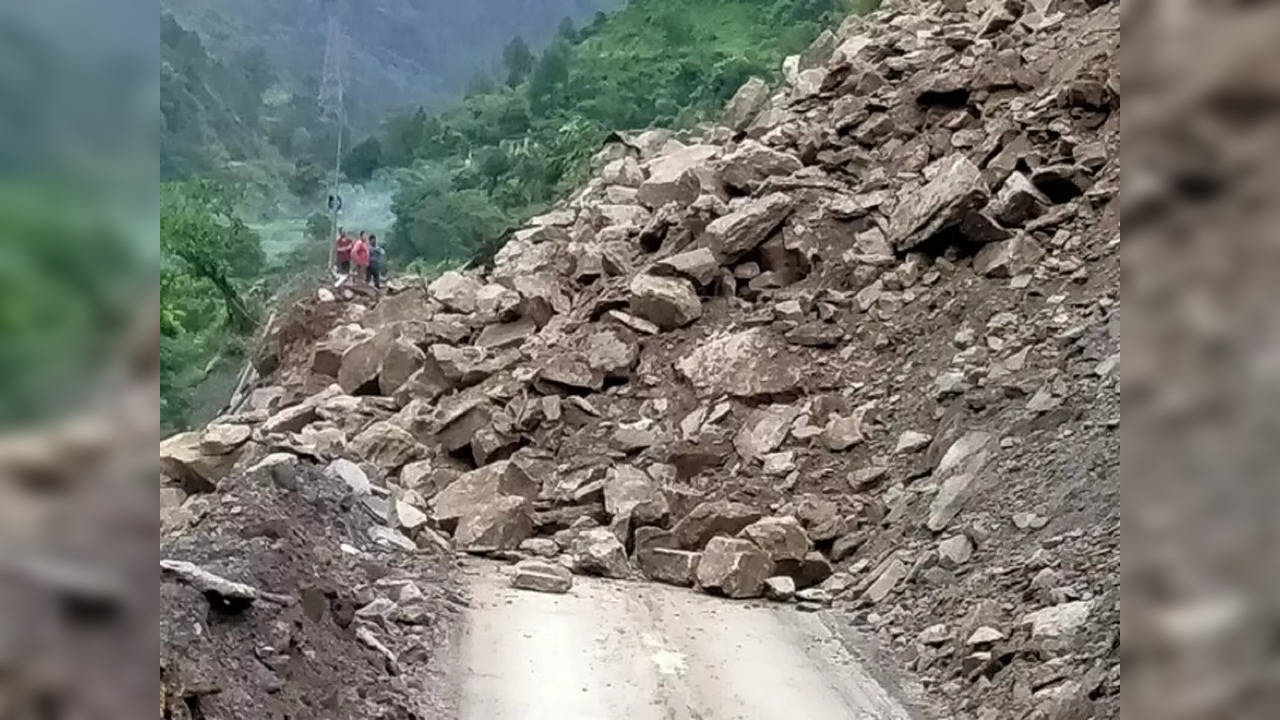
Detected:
left=367, top=234, right=385, bottom=290
left=334, top=229, right=352, bottom=274
left=351, top=232, right=370, bottom=282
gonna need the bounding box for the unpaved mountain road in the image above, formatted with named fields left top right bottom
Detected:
left=457, top=562, right=925, bottom=720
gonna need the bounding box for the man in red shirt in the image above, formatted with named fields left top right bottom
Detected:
left=334, top=229, right=353, bottom=274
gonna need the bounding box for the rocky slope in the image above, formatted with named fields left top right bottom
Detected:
left=161, top=0, right=1119, bottom=718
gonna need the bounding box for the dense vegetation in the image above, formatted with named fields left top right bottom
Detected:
left=357, top=0, right=869, bottom=267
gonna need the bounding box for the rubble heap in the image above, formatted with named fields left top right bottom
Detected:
left=162, top=0, right=1118, bottom=717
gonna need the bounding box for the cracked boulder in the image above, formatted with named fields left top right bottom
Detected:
left=889, top=154, right=990, bottom=252
left=628, top=274, right=702, bottom=331
left=696, top=537, right=774, bottom=599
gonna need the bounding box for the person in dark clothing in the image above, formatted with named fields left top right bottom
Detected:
left=367, top=234, right=384, bottom=289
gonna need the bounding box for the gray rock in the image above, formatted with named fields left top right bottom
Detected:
left=602, top=156, right=645, bottom=187
left=938, top=535, right=974, bottom=568
left=675, top=328, right=806, bottom=398
left=518, top=538, right=560, bottom=558
left=198, top=424, right=251, bottom=455
left=430, top=460, right=539, bottom=531
left=670, top=500, right=763, bottom=550
left=571, top=528, right=631, bottom=579
left=989, top=172, right=1048, bottom=227
left=604, top=464, right=670, bottom=528
left=696, top=537, right=774, bottom=599
left=636, top=548, right=701, bottom=587
left=862, top=556, right=909, bottom=604
left=734, top=404, right=799, bottom=461
left=890, top=154, right=989, bottom=251
left=628, top=274, right=702, bottom=331
left=653, top=248, right=721, bottom=286
left=821, top=413, right=864, bottom=451
left=454, top=495, right=534, bottom=553
left=739, top=516, right=812, bottom=564
left=1021, top=600, right=1094, bottom=638
left=723, top=76, right=771, bottom=131
left=700, top=193, right=794, bottom=262
left=926, top=432, right=994, bottom=532
left=429, top=271, right=483, bottom=313
left=764, top=576, right=796, bottom=602
left=637, top=144, right=720, bottom=210
left=718, top=141, right=802, bottom=192
left=894, top=431, right=933, bottom=454
left=511, top=559, right=573, bottom=594
left=349, top=421, right=427, bottom=474
left=327, top=458, right=371, bottom=496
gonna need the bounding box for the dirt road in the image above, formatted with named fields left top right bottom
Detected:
left=457, top=562, right=923, bottom=720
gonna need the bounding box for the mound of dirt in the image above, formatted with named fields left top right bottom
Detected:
left=160, top=460, right=461, bottom=719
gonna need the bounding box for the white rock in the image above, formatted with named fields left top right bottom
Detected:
left=894, top=431, right=932, bottom=454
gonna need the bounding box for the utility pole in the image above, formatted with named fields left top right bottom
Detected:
left=318, top=13, right=347, bottom=272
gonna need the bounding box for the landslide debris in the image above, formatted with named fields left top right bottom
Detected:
left=163, top=1, right=1119, bottom=717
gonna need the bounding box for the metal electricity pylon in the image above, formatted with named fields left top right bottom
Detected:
left=319, top=13, right=348, bottom=271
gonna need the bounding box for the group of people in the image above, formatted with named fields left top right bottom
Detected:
left=334, top=229, right=385, bottom=289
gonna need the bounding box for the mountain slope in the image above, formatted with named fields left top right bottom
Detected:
left=163, top=0, right=624, bottom=129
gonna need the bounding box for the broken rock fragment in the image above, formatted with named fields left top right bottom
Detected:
left=890, top=154, right=990, bottom=252
left=670, top=500, right=763, bottom=550
left=511, top=559, right=573, bottom=594
left=636, top=548, right=701, bottom=587
left=696, top=537, right=774, bottom=599
left=454, top=495, right=534, bottom=553
left=628, top=274, right=702, bottom=331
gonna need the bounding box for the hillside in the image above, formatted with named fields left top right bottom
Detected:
left=161, top=0, right=1120, bottom=718
left=163, top=0, right=624, bottom=131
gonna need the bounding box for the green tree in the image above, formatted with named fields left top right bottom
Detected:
left=502, top=36, right=535, bottom=86
left=161, top=180, right=263, bottom=333
left=557, top=16, right=578, bottom=41
left=344, top=136, right=383, bottom=181
left=288, top=159, right=324, bottom=198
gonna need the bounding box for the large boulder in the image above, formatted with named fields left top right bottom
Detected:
left=733, top=404, right=799, bottom=461
left=636, top=548, right=701, bottom=587
left=311, top=324, right=375, bottom=378
left=926, top=432, right=994, bottom=532
left=160, top=432, right=237, bottom=494
left=580, top=330, right=635, bottom=381
left=739, top=516, right=812, bottom=565
left=696, top=537, right=774, bottom=599
left=454, top=495, right=534, bottom=553
left=264, top=402, right=319, bottom=435
left=628, top=274, right=702, bottom=331
left=670, top=500, right=763, bottom=550
left=511, top=559, right=573, bottom=594
left=636, top=144, right=720, bottom=210
left=571, top=528, right=630, bottom=579
left=700, top=193, right=794, bottom=262
left=429, top=271, right=483, bottom=313
left=602, top=156, right=645, bottom=187
left=378, top=337, right=425, bottom=396
left=337, top=330, right=396, bottom=394
left=347, top=421, right=428, bottom=474
left=675, top=328, right=806, bottom=398
left=198, top=424, right=251, bottom=455
left=430, top=460, right=539, bottom=531
left=889, top=154, right=990, bottom=252
left=718, top=141, right=802, bottom=193
left=652, top=248, right=720, bottom=286
left=723, top=76, right=770, bottom=131
left=603, top=464, right=670, bottom=528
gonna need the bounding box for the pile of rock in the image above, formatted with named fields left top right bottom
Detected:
left=166, top=0, right=1119, bottom=717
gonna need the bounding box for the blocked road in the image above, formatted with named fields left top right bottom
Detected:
left=457, top=561, right=921, bottom=720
